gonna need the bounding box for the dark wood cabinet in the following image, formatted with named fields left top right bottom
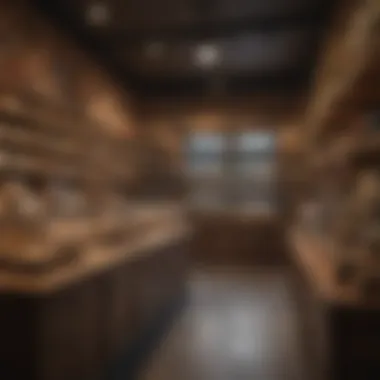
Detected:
left=0, top=238, right=188, bottom=380
left=288, top=230, right=380, bottom=380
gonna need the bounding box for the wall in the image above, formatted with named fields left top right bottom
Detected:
left=136, top=95, right=306, bottom=266
left=0, top=0, right=140, bottom=211
left=0, top=0, right=135, bottom=138
left=136, top=95, right=305, bottom=188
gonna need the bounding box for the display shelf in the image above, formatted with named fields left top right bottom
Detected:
left=0, top=134, right=131, bottom=182
left=0, top=123, right=83, bottom=157
left=0, top=204, right=187, bottom=276
left=0, top=79, right=142, bottom=278
left=0, top=232, right=189, bottom=380
left=0, top=144, right=82, bottom=169
left=306, top=0, right=380, bottom=145
left=0, top=89, right=131, bottom=142
left=0, top=221, right=189, bottom=294
left=310, top=134, right=380, bottom=172
left=347, top=137, right=380, bottom=168
left=48, top=205, right=184, bottom=244
left=0, top=103, right=89, bottom=180
left=289, top=227, right=363, bottom=305
left=290, top=3, right=380, bottom=379
left=0, top=151, right=81, bottom=179
left=0, top=105, right=83, bottom=137
left=288, top=227, right=380, bottom=380
left=291, top=224, right=380, bottom=302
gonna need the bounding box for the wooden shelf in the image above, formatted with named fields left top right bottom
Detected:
left=0, top=107, right=74, bottom=137
left=0, top=90, right=130, bottom=141
left=0, top=123, right=83, bottom=156
left=0, top=85, right=140, bottom=284
left=289, top=227, right=380, bottom=380
left=0, top=222, right=189, bottom=294
left=288, top=227, right=380, bottom=308
left=0, top=151, right=82, bottom=179
left=310, top=135, right=380, bottom=173
left=0, top=142, right=82, bottom=167
left=307, top=1, right=380, bottom=145
left=0, top=90, right=134, bottom=186
left=0, top=204, right=186, bottom=277
left=348, top=137, right=380, bottom=167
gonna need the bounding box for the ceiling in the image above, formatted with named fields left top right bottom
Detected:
left=35, top=0, right=338, bottom=96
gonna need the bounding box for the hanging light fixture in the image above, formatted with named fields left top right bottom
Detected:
left=193, top=43, right=222, bottom=69
left=86, top=2, right=110, bottom=26
left=144, top=42, right=165, bottom=59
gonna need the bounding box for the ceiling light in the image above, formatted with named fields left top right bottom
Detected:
left=193, top=44, right=222, bottom=69
left=86, top=2, right=110, bottom=26
left=144, top=42, right=164, bottom=59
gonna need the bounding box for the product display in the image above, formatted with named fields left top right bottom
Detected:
left=0, top=180, right=48, bottom=270
left=0, top=94, right=143, bottom=274
left=47, top=182, right=88, bottom=218
left=0, top=180, right=45, bottom=221
left=299, top=161, right=380, bottom=294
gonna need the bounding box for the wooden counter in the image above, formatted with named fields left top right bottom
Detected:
left=0, top=223, right=188, bottom=294
left=0, top=224, right=190, bottom=380
left=190, top=212, right=286, bottom=267
left=288, top=228, right=380, bottom=380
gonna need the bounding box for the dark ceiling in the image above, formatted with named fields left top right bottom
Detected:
left=35, top=0, right=338, bottom=97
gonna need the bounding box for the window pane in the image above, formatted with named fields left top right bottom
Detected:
left=186, top=131, right=225, bottom=177
left=237, top=131, right=275, bottom=153
left=188, top=131, right=225, bottom=154
left=186, top=131, right=225, bottom=207
left=187, top=155, right=223, bottom=177
left=185, top=130, right=277, bottom=213
left=235, top=131, right=277, bottom=213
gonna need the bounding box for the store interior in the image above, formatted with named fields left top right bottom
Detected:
left=0, top=0, right=379, bottom=379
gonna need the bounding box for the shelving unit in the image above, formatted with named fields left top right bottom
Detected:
left=0, top=3, right=191, bottom=380
left=288, top=228, right=380, bottom=380
left=0, top=88, right=185, bottom=269
left=0, top=83, right=190, bottom=379
left=0, top=72, right=189, bottom=380
left=0, top=66, right=188, bottom=279
left=287, top=1, right=380, bottom=379
left=306, top=0, right=380, bottom=148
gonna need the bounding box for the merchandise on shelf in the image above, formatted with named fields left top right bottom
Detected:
left=47, top=182, right=87, bottom=218
left=0, top=180, right=46, bottom=223
left=330, top=170, right=380, bottom=291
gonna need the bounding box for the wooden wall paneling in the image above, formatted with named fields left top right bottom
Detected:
left=0, top=294, right=41, bottom=380
left=332, top=308, right=380, bottom=379
left=306, top=0, right=380, bottom=145
left=166, top=241, right=189, bottom=300
left=103, top=261, right=140, bottom=362
left=190, top=216, right=285, bottom=267
left=0, top=237, right=189, bottom=380
left=38, top=277, right=105, bottom=380
left=137, top=252, right=167, bottom=330
left=0, top=2, right=191, bottom=379
left=288, top=231, right=380, bottom=380
left=289, top=253, right=332, bottom=380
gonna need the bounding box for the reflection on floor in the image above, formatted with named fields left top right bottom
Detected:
left=139, top=269, right=304, bottom=380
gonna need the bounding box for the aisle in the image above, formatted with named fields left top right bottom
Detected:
left=139, top=269, right=304, bottom=380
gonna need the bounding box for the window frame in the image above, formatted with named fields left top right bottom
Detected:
left=185, top=129, right=277, bottom=214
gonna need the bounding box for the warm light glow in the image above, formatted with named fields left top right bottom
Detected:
left=193, top=44, right=222, bottom=69
left=86, top=2, right=110, bottom=26
left=145, top=42, right=165, bottom=59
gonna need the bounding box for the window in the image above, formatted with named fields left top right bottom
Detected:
left=234, top=131, right=276, bottom=213
left=185, top=130, right=277, bottom=214
left=186, top=131, right=226, bottom=209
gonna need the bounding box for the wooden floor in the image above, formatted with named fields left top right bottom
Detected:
left=139, top=268, right=305, bottom=380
